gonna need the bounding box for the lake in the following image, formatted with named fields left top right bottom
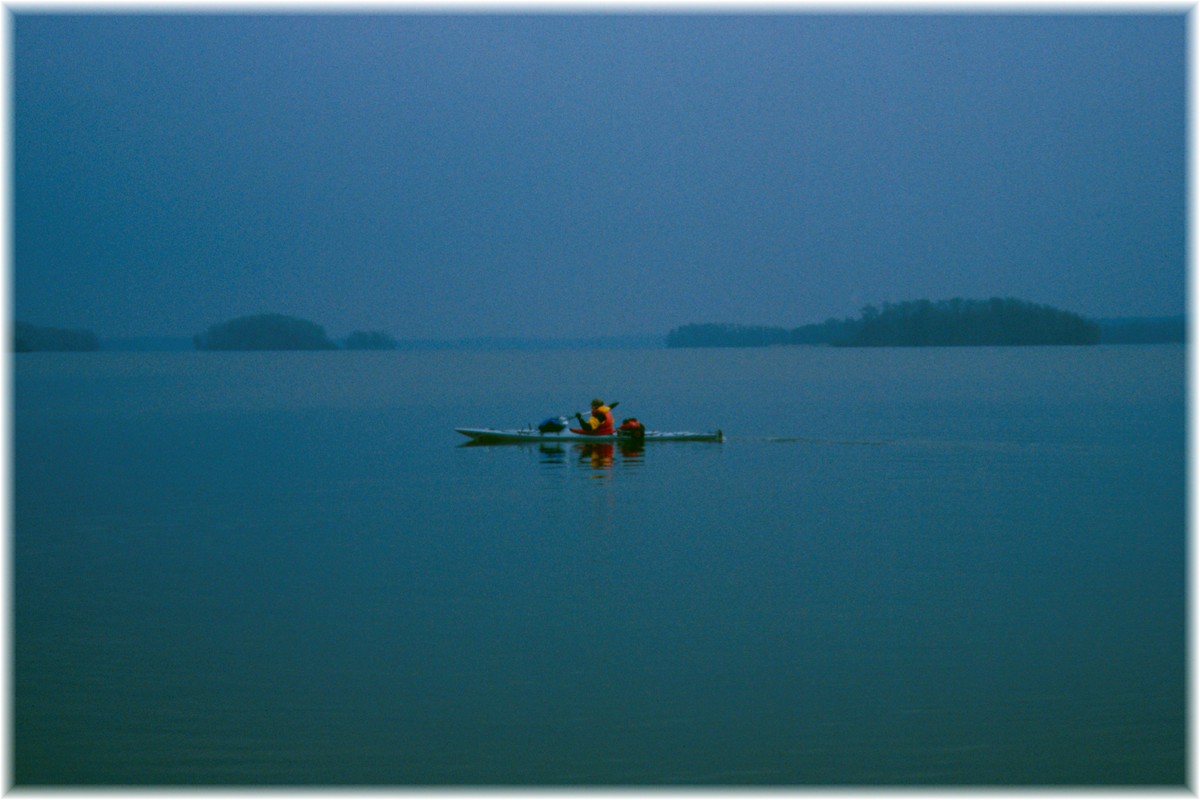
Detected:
left=12, top=344, right=1187, bottom=786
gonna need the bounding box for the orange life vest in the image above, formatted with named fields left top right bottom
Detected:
left=576, top=405, right=614, bottom=435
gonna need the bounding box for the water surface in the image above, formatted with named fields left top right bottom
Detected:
left=13, top=345, right=1186, bottom=785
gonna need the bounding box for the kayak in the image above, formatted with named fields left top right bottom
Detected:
left=455, top=427, right=723, bottom=444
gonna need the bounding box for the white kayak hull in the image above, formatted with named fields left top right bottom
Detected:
left=455, top=427, right=723, bottom=443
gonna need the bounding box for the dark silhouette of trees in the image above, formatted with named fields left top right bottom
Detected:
left=790, top=317, right=860, bottom=345
left=666, top=298, right=1101, bottom=348
left=14, top=322, right=99, bottom=352
left=194, top=314, right=338, bottom=351
left=343, top=330, right=399, bottom=350
left=840, top=298, right=1099, bottom=346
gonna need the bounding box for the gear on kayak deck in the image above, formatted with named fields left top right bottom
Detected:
left=618, top=417, right=646, bottom=441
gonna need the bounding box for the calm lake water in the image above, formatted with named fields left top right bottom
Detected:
left=12, top=345, right=1187, bottom=786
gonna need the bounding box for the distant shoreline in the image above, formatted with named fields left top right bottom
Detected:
left=12, top=318, right=1185, bottom=353
left=667, top=307, right=1185, bottom=349
left=93, top=319, right=1184, bottom=352
left=94, top=333, right=666, bottom=352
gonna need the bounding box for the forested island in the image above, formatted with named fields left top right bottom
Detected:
left=666, top=298, right=1143, bottom=348
left=194, top=314, right=337, bottom=350
left=193, top=314, right=399, bottom=351
left=14, top=321, right=99, bottom=352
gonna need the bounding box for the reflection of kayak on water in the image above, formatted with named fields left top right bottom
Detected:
left=454, top=427, right=724, bottom=444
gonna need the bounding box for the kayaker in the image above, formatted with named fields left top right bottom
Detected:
left=573, top=398, right=616, bottom=435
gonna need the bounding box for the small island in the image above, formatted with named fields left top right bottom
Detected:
left=14, top=321, right=100, bottom=352
left=194, top=314, right=338, bottom=351
left=193, top=315, right=406, bottom=351
left=668, top=298, right=1103, bottom=348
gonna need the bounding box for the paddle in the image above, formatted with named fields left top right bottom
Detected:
left=575, top=401, right=618, bottom=419
left=537, top=403, right=621, bottom=433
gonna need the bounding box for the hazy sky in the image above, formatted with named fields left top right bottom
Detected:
left=13, top=11, right=1187, bottom=340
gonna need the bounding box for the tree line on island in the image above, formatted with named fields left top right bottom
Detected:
left=14, top=321, right=100, bottom=352
left=192, top=314, right=401, bottom=350
left=191, top=314, right=400, bottom=351
left=13, top=314, right=401, bottom=352
left=667, top=298, right=1140, bottom=348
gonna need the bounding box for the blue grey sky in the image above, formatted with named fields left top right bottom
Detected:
left=13, top=11, right=1187, bottom=340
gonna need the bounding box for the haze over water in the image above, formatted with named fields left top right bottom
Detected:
left=14, top=13, right=1186, bottom=340
left=12, top=344, right=1185, bottom=785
